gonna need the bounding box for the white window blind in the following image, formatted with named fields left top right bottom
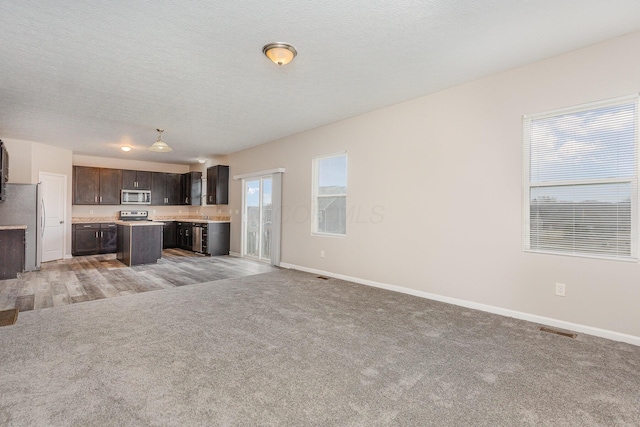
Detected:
left=523, top=95, right=639, bottom=260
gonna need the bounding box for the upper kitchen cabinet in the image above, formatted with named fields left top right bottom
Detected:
left=73, top=167, right=122, bottom=205
left=150, top=172, right=181, bottom=205
left=100, top=168, right=122, bottom=204
left=206, top=165, right=229, bottom=205
left=150, top=172, right=166, bottom=205
left=181, top=172, right=202, bottom=205
left=166, top=173, right=181, bottom=205
left=122, top=170, right=151, bottom=190
left=73, top=166, right=99, bottom=204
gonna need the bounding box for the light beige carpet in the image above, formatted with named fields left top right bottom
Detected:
left=0, top=269, right=638, bottom=426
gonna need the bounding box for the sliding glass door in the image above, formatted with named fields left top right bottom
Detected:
left=243, top=176, right=272, bottom=262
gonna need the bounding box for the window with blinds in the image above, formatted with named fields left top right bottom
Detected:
left=523, top=95, right=639, bottom=260
left=312, top=152, right=347, bottom=236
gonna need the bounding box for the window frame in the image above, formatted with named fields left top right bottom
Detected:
left=312, top=151, right=347, bottom=237
left=522, top=94, right=639, bottom=261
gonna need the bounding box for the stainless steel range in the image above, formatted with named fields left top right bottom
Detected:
left=119, top=210, right=149, bottom=221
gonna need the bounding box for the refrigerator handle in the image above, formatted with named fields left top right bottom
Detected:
left=41, top=199, right=46, bottom=237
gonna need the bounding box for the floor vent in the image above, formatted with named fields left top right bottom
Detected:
left=539, top=326, right=577, bottom=339
left=316, top=276, right=330, bottom=280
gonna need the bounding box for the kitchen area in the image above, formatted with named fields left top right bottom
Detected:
left=71, top=164, right=231, bottom=266
left=0, top=139, right=233, bottom=279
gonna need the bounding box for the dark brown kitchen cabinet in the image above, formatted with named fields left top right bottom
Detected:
left=205, top=222, right=230, bottom=255
left=181, top=172, right=202, bottom=205
left=73, top=166, right=99, bottom=205
left=0, top=229, right=25, bottom=280
left=162, top=221, right=177, bottom=248
left=151, top=172, right=182, bottom=205
left=177, top=222, right=192, bottom=250
left=122, top=170, right=151, bottom=190
left=206, top=165, right=229, bottom=205
left=72, top=223, right=118, bottom=256
left=73, top=166, right=122, bottom=205
left=166, top=173, right=181, bottom=205
left=100, top=168, right=122, bottom=204
left=150, top=172, right=166, bottom=205
left=100, top=223, right=118, bottom=253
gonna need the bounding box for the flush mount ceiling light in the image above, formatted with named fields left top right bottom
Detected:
left=148, top=128, right=172, bottom=152
left=198, top=158, right=206, bottom=164
left=262, top=42, right=297, bottom=66
left=120, top=146, right=132, bottom=152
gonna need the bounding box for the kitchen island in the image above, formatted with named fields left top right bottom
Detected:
left=116, top=221, right=163, bottom=266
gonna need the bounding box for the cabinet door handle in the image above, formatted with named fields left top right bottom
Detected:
left=100, top=196, right=103, bottom=202
left=94, top=196, right=98, bottom=202
left=100, top=231, right=103, bottom=238
left=95, top=231, right=98, bottom=238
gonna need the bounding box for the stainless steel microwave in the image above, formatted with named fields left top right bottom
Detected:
left=121, top=189, right=151, bottom=205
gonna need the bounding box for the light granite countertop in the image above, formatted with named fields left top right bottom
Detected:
left=73, top=216, right=231, bottom=224
left=115, top=221, right=165, bottom=227
left=0, top=225, right=27, bottom=230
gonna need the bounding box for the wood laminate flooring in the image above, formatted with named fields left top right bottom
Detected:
left=0, top=249, right=279, bottom=312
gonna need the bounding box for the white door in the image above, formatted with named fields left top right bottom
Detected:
left=40, top=172, right=66, bottom=262
left=242, top=176, right=272, bottom=262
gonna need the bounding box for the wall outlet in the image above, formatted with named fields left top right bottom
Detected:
left=89, top=209, right=94, bottom=215
left=555, top=283, right=566, bottom=297
left=320, top=250, right=325, bottom=258
left=179, top=209, right=182, bottom=214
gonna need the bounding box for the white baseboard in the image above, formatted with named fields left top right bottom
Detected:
left=279, top=262, right=640, bottom=347
left=229, top=251, right=241, bottom=257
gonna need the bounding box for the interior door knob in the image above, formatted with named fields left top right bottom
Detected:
left=59, top=221, right=64, bottom=224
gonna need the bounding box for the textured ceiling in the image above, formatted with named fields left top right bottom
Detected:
left=1, top=1, right=640, bottom=164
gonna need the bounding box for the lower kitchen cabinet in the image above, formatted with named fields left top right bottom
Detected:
left=162, top=221, right=177, bottom=249
left=174, top=222, right=230, bottom=255
left=0, top=228, right=25, bottom=280
left=176, top=222, right=192, bottom=250
left=206, top=223, right=230, bottom=255
left=72, top=223, right=118, bottom=256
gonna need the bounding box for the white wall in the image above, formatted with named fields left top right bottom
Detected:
left=3, top=139, right=33, bottom=184
left=3, top=138, right=74, bottom=256
left=227, top=31, right=640, bottom=340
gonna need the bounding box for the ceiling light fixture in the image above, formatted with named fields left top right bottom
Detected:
left=262, top=42, right=297, bottom=66
left=198, top=158, right=206, bottom=164
left=121, top=146, right=132, bottom=152
left=149, top=128, right=172, bottom=152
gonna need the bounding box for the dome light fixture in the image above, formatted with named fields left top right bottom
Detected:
left=121, top=146, right=132, bottom=152
left=149, top=128, right=172, bottom=152
left=262, top=42, right=297, bottom=66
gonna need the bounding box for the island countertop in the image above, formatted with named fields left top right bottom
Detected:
left=115, top=221, right=165, bottom=226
